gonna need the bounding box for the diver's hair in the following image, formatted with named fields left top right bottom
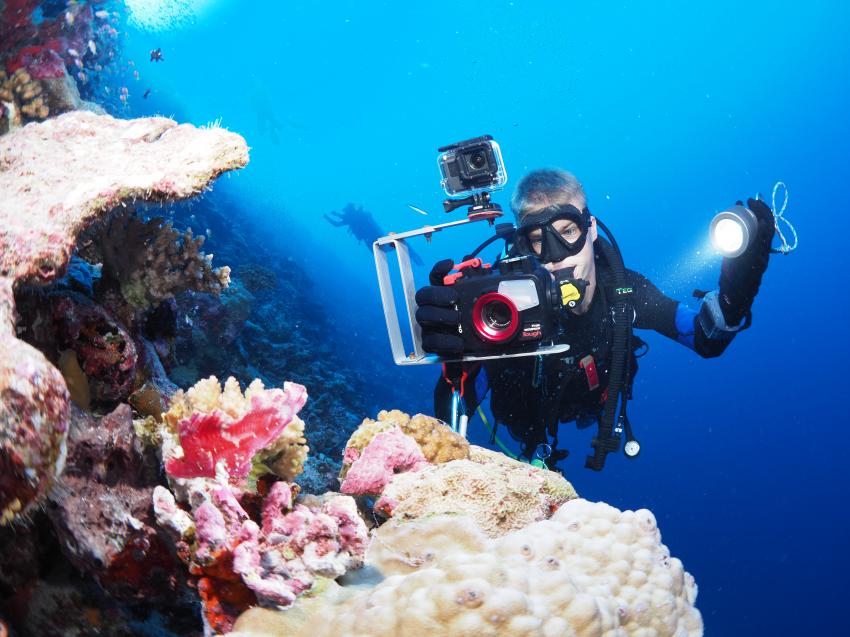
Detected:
left=510, top=168, right=587, bottom=224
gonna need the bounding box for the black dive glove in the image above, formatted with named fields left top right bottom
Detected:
left=718, top=198, right=775, bottom=326
left=415, top=259, right=463, bottom=355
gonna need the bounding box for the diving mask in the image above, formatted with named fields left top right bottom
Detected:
left=515, top=204, right=592, bottom=264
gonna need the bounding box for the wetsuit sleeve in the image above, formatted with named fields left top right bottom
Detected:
left=626, top=270, right=731, bottom=358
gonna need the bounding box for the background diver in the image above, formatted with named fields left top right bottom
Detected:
left=415, top=168, right=776, bottom=471
left=326, top=203, right=424, bottom=266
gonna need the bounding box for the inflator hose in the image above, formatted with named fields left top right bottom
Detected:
left=585, top=223, right=632, bottom=471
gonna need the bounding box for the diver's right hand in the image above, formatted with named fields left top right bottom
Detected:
left=415, top=259, right=464, bottom=355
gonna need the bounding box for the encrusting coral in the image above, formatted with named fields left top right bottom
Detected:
left=339, top=409, right=469, bottom=482
left=338, top=411, right=575, bottom=535
left=0, top=111, right=248, bottom=525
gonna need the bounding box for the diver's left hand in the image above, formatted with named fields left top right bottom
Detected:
left=718, top=198, right=775, bottom=325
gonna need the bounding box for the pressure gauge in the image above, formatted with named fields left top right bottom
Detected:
left=624, top=439, right=641, bottom=458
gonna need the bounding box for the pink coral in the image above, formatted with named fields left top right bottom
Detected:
left=340, top=427, right=430, bottom=497
left=153, top=481, right=368, bottom=616
left=232, top=482, right=368, bottom=608
left=165, top=382, right=307, bottom=480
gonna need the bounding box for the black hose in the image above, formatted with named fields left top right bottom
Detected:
left=585, top=221, right=633, bottom=471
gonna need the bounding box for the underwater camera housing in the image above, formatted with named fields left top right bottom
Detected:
left=373, top=135, right=569, bottom=365
left=446, top=255, right=586, bottom=356
left=437, top=135, right=507, bottom=198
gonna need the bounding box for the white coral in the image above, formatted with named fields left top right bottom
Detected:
left=288, top=499, right=702, bottom=637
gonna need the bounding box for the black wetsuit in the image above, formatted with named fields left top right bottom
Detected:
left=434, top=253, right=731, bottom=459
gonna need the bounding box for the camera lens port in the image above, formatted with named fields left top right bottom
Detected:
left=468, top=151, right=487, bottom=169
left=472, top=292, right=519, bottom=343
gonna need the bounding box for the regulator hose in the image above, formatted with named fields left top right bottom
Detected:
left=585, top=220, right=633, bottom=471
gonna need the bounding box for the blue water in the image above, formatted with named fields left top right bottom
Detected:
left=121, top=1, right=848, bottom=633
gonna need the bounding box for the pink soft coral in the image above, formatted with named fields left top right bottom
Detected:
left=165, top=382, right=307, bottom=480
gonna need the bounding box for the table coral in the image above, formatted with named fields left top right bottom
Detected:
left=0, top=111, right=247, bottom=525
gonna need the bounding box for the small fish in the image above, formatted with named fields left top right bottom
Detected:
left=143, top=88, right=151, bottom=99
left=120, top=86, right=128, bottom=95
left=77, top=71, right=87, bottom=82
left=119, top=93, right=126, bottom=103
left=205, top=228, right=212, bottom=238
left=88, top=40, right=97, bottom=55
left=184, top=315, right=193, bottom=326
left=133, top=70, right=140, bottom=80
left=65, top=11, right=74, bottom=26
left=95, top=10, right=109, bottom=19
left=408, top=204, right=429, bottom=216
left=67, top=48, right=80, bottom=57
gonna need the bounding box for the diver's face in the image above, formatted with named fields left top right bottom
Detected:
left=526, top=215, right=598, bottom=314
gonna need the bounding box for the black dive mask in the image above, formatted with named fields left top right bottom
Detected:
left=515, top=204, right=592, bottom=264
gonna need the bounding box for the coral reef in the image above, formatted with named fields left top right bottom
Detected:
left=340, top=409, right=469, bottom=482
left=272, top=500, right=702, bottom=637
left=236, top=263, right=278, bottom=295
left=80, top=212, right=231, bottom=311
left=45, top=404, right=189, bottom=605
left=153, top=480, right=369, bottom=633
left=0, top=111, right=248, bottom=525
left=1, top=0, right=126, bottom=114
left=375, top=446, right=578, bottom=536
left=161, top=376, right=308, bottom=483
left=340, top=427, right=429, bottom=497
left=0, top=67, right=49, bottom=131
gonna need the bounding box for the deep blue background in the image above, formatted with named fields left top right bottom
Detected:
left=122, top=1, right=849, bottom=633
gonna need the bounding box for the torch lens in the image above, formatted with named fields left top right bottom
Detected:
left=712, top=218, right=745, bottom=255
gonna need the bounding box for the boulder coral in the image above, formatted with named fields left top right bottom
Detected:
left=0, top=111, right=248, bottom=525
left=230, top=500, right=703, bottom=637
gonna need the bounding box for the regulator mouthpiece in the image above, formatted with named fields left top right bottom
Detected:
left=710, top=205, right=758, bottom=258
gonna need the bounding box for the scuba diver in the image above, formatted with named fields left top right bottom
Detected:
left=326, top=203, right=424, bottom=265
left=415, top=168, right=776, bottom=471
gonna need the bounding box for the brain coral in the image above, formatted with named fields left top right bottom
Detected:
left=281, top=499, right=702, bottom=637
left=375, top=445, right=577, bottom=537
